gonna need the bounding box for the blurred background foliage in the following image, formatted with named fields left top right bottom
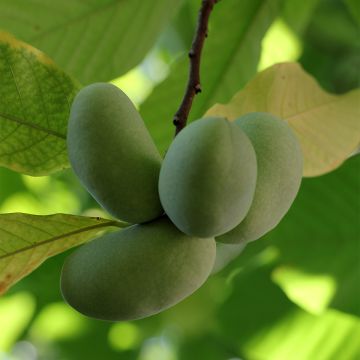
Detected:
left=0, top=0, right=359, bottom=359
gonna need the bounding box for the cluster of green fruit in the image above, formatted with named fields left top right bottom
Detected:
left=61, top=83, right=303, bottom=322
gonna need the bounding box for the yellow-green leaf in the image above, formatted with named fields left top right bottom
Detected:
left=0, top=213, right=126, bottom=295
left=206, top=62, right=360, bottom=177
left=0, top=32, right=80, bottom=176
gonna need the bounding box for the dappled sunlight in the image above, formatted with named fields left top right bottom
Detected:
left=0, top=175, right=81, bottom=215
left=0, top=292, right=36, bottom=351
left=108, top=322, right=141, bottom=351
left=1, top=192, right=48, bottom=215
left=111, top=49, right=170, bottom=108
left=258, top=19, right=302, bottom=71
left=81, top=207, right=111, bottom=219
left=29, top=302, right=88, bottom=342
left=139, top=336, right=177, bottom=360
left=112, top=68, right=153, bottom=108
left=242, top=308, right=360, bottom=360
left=272, top=267, right=337, bottom=315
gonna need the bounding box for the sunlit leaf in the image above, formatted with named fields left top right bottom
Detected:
left=0, top=213, right=126, bottom=295
left=217, top=264, right=360, bottom=360
left=0, top=0, right=183, bottom=84
left=206, top=62, right=360, bottom=177
left=272, top=267, right=337, bottom=315
left=0, top=32, right=80, bottom=176
left=29, top=302, right=87, bottom=341
left=258, top=19, right=302, bottom=71
left=141, top=0, right=281, bottom=154
left=167, top=243, right=360, bottom=360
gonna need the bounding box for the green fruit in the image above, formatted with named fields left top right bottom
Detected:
left=67, top=83, right=162, bottom=223
left=60, top=217, right=216, bottom=321
left=159, top=117, right=257, bottom=238
left=218, top=112, right=303, bottom=244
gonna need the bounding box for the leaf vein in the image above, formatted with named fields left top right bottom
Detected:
left=0, top=112, right=66, bottom=139
left=0, top=220, right=119, bottom=261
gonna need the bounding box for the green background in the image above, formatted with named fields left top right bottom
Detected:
left=0, top=0, right=359, bottom=359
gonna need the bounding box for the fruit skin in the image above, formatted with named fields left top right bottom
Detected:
left=60, top=217, right=216, bottom=321
left=159, top=117, right=257, bottom=238
left=67, top=83, right=162, bottom=224
left=217, top=112, right=303, bottom=244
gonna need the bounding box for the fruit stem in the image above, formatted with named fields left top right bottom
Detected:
left=173, top=0, right=218, bottom=136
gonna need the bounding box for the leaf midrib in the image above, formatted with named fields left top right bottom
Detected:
left=0, top=111, right=66, bottom=139
left=0, top=220, right=123, bottom=260
left=286, top=90, right=360, bottom=121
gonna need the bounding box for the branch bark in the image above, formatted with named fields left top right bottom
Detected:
left=173, top=0, right=218, bottom=136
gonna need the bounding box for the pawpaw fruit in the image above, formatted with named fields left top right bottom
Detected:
left=60, top=217, right=216, bottom=321
left=218, top=112, right=303, bottom=244
left=67, top=83, right=162, bottom=223
left=159, top=117, right=257, bottom=238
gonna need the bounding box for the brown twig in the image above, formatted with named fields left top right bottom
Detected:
left=173, top=0, right=218, bottom=136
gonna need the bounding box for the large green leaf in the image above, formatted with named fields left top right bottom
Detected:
left=216, top=263, right=360, bottom=360
left=0, top=32, right=80, bottom=176
left=345, top=0, right=360, bottom=25
left=306, top=0, right=360, bottom=50
left=0, top=0, right=183, bottom=84
left=0, top=213, right=126, bottom=295
left=153, top=243, right=360, bottom=360
left=269, top=155, right=360, bottom=317
left=299, top=0, right=360, bottom=94
left=207, top=62, right=360, bottom=177
left=281, top=0, right=321, bottom=35
left=141, top=0, right=281, bottom=154
left=172, top=0, right=198, bottom=49
left=213, top=156, right=360, bottom=317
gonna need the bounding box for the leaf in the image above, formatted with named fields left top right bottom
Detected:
left=172, top=0, right=198, bottom=49
left=216, top=263, right=360, bottom=360
left=0, top=32, right=80, bottom=176
left=281, top=0, right=321, bottom=35
left=141, top=0, right=281, bottom=154
left=164, top=244, right=360, bottom=360
left=307, top=0, right=360, bottom=50
left=345, top=0, right=360, bottom=25
left=299, top=1, right=360, bottom=94
left=206, top=62, right=360, bottom=177
left=0, top=213, right=125, bottom=295
left=0, top=0, right=183, bottom=84
left=211, top=156, right=360, bottom=317
left=269, top=155, right=360, bottom=317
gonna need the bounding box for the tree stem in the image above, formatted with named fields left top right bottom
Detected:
left=173, top=0, right=218, bottom=136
